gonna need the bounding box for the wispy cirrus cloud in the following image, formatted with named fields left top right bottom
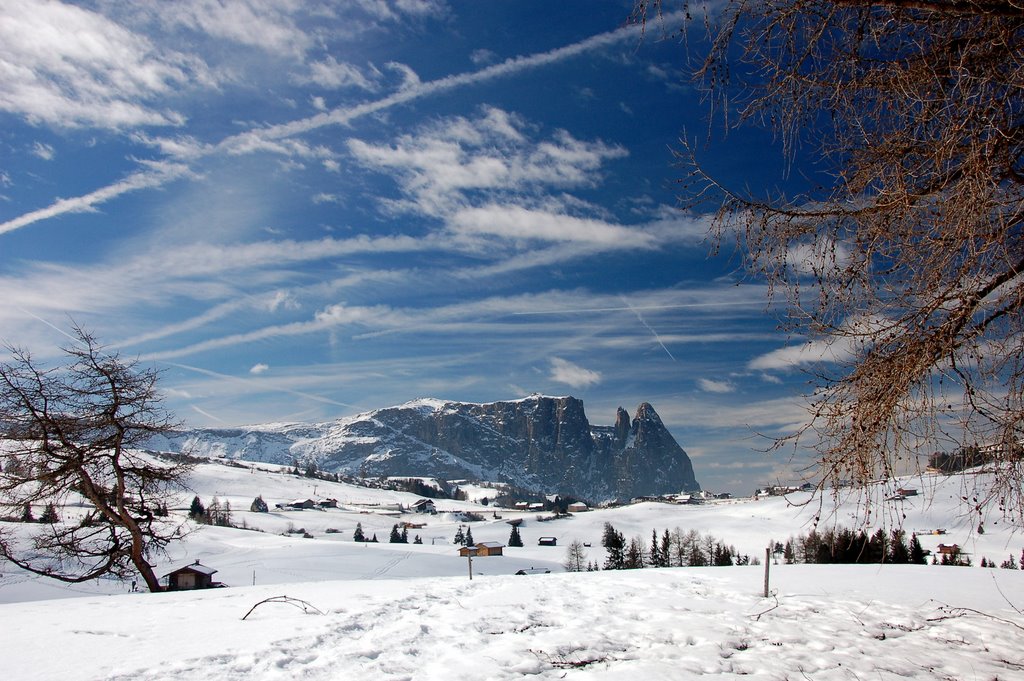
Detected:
left=0, top=16, right=648, bottom=236
left=698, top=377, right=735, bottom=393
left=348, top=108, right=626, bottom=218
left=0, top=0, right=206, bottom=130
left=298, top=57, right=381, bottom=91
left=448, top=205, right=654, bottom=246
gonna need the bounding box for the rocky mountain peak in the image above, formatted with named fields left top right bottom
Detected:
left=155, top=395, right=699, bottom=501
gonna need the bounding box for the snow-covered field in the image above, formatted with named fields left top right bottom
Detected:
left=2, top=460, right=1023, bottom=679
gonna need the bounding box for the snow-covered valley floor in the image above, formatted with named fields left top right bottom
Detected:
left=2, top=460, right=1024, bottom=679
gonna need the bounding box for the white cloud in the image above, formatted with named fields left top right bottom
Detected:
left=348, top=107, right=627, bottom=220
left=549, top=357, right=602, bottom=389
left=1, top=18, right=646, bottom=234
left=0, top=0, right=203, bottom=130
left=449, top=205, right=656, bottom=247
left=748, top=338, right=855, bottom=371
left=470, top=48, right=497, bottom=65
left=266, top=290, right=300, bottom=312
left=385, top=61, right=422, bottom=90
left=141, top=0, right=315, bottom=57
left=698, top=378, right=735, bottom=393
left=31, top=142, right=55, bottom=160
left=301, top=57, right=380, bottom=91
left=249, top=362, right=270, bottom=375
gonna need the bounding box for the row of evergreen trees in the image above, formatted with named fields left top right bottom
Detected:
left=388, top=523, right=423, bottom=544
left=600, top=523, right=750, bottom=569
left=774, top=526, right=1024, bottom=568
left=11, top=502, right=61, bottom=524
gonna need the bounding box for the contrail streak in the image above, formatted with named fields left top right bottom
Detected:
left=622, top=297, right=676, bottom=361
left=159, top=361, right=354, bottom=410
left=0, top=19, right=651, bottom=237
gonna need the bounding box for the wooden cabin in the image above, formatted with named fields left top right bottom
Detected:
left=163, top=560, right=220, bottom=591
left=458, top=542, right=505, bottom=557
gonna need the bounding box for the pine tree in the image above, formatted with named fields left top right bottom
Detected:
left=464, top=527, right=474, bottom=547
left=453, top=526, right=465, bottom=545
left=910, top=534, right=927, bottom=565
left=400, top=526, right=409, bottom=544
left=888, top=529, right=910, bottom=564
left=353, top=522, right=365, bottom=542
left=20, top=503, right=34, bottom=523
left=508, top=525, right=523, bottom=547
left=39, top=503, right=59, bottom=524
left=250, top=495, right=269, bottom=513
left=624, top=536, right=645, bottom=569
left=389, top=524, right=402, bottom=543
left=660, top=529, right=672, bottom=567
left=602, top=522, right=626, bottom=570
left=650, top=529, right=663, bottom=567
left=188, top=496, right=206, bottom=521
left=370, top=533, right=378, bottom=543
left=413, top=535, right=422, bottom=544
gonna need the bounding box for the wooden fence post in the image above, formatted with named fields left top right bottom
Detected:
left=763, top=546, right=771, bottom=597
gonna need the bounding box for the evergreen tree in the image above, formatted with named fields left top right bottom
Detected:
left=188, top=496, right=206, bottom=521
left=660, top=529, right=672, bottom=568
left=650, top=529, right=664, bottom=567
left=1000, top=555, right=1018, bottom=569
left=601, top=522, right=625, bottom=570
left=624, top=536, right=645, bottom=569
left=713, top=543, right=734, bottom=566
left=400, top=526, right=409, bottom=544
left=250, top=495, right=269, bottom=513
left=888, top=529, right=910, bottom=564
left=39, top=503, right=59, bottom=524
left=353, top=522, right=365, bottom=542
left=389, top=524, right=402, bottom=543
left=508, top=524, right=523, bottom=547
left=370, top=533, right=378, bottom=543
left=413, top=535, right=422, bottom=544
left=464, top=527, right=474, bottom=547
left=867, top=528, right=887, bottom=563
left=910, top=534, right=927, bottom=565
left=20, top=503, right=34, bottom=523
left=453, top=526, right=465, bottom=545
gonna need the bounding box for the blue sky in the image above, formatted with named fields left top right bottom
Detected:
left=0, top=1, right=824, bottom=494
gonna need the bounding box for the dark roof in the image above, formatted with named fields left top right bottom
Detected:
left=163, top=560, right=218, bottom=578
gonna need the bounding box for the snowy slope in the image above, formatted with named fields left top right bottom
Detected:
left=1, top=460, right=1023, bottom=679
left=3, top=565, right=1023, bottom=680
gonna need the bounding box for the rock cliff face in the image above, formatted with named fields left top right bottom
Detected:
left=154, top=396, right=699, bottom=500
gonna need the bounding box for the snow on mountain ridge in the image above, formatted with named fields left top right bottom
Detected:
left=153, top=395, right=698, bottom=500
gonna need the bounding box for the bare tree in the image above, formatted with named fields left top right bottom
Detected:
left=0, top=327, right=192, bottom=591
left=637, top=0, right=1024, bottom=524
left=563, top=538, right=589, bottom=572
